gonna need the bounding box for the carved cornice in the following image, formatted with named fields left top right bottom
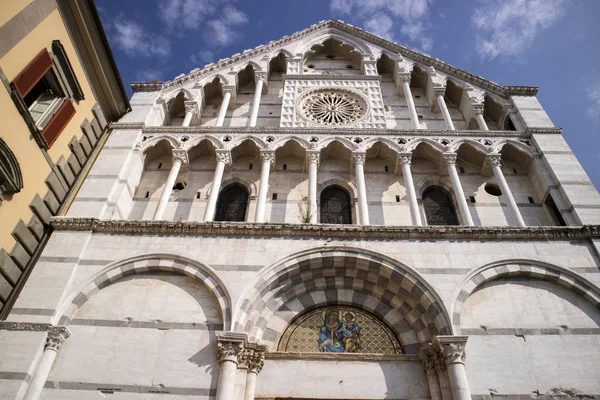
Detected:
left=139, top=125, right=530, bottom=138
left=526, top=127, right=562, bottom=135
left=130, top=20, right=537, bottom=99
left=110, top=122, right=145, bottom=130
left=50, top=217, right=600, bottom=241
left=0, top=323, right=71, bottom=352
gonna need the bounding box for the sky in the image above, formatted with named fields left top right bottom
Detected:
left=96, top=0, right=600, bottom=190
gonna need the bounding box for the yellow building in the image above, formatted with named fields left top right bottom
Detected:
left=0, top=0, right=129, bottom=317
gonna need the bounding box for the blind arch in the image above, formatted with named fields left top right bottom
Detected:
left=422, top=186, right=458, bottom=226
left=215, top=183, right=249, bottom=222
left=320, top=185, right=352, bottom=224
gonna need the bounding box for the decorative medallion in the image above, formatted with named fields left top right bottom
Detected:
left=277, top=306, right=402, bottom=354
left=298, top=89, right=367, bottom=126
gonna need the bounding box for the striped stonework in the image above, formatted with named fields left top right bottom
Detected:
left=234, top=247, right=452, bottom=354
left=57, top=254, right=232, bottom=328
left=451, top=260, right=600, bottom=333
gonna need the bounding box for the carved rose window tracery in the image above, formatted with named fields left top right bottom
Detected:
left=299, top=89, right=367, bottom=126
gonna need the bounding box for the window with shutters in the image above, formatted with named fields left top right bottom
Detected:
left=320, top=185, right=352, bottom=224
left=10, top=42, right=83, bottom=148
left=215, top=184, right=249, bottom=222
left=422, top=186, right=459, bottom=226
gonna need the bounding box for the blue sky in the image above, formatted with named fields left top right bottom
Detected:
left=96, top=0, right=600, bottom=189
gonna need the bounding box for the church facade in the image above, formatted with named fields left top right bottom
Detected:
left=1, top=19, right=600, bottom=400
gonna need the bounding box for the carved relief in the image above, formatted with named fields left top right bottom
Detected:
left=45, top=326, right=71, bottom=352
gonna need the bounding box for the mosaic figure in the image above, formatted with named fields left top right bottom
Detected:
left=317, top=309, right=361, bottom=353
left=341, top=311, right=360, bottom=352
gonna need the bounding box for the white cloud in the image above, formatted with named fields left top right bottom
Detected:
left=190, top=50, right=215, bottom=66
left=158, top=0, right=219, bottom=29
left=136, top=68, right=164, bottom=82
left=112, top=18, right=170, bottom=57
left=205, top=6, right=248, bottom=47
left=330, top=0, right=433, bottom=52
left=472, top=0, right=571, bottom=60
left=586, top=83, right=600, bottom=122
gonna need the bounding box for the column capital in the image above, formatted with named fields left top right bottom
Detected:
left=352, top=151, right=366, bottom=165
left=433, top=86, right=447, bottom=96
left=485, top=153, right=502, bottom=167
left=442, top=152, right=457, bottom=166
left=307, top=150, right=320, bottom=165
left=222, top=85, right=237, bottom=108
left=45, top=326, right=71, bottom=352
left=216, top=332, right=248, bottom=364
left=184, top=101, right=199, bottom=115
left=215, top=150, right=232, bottom=166
left=472, top=103, right=484, bottom=115
left=434, top=335, right=468, bottom=366
left=397, top=152, right=412, bottom=166
left=418, top=344, right=438, bottom=376
left=172, top=149, right=189, bottom=166
left=254, top=71, right=267, bottom=83
left=260, top=149, right=275, bottom=165
left=240, top=344, right=267, bottom=374
left=396, top=73, right=411, bottom=84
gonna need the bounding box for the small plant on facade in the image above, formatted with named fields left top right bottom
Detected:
left=297, top=198, right=314, bottom=223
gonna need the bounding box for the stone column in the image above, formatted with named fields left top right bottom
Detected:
left=307, top=150, right=319, bottom=224
left=473, top=104, right=489, bottom=131
left=242, top=345, right=267, bottom=400
left=435, top=336, right=471, bottom=400
left=486, top=154, right=526, bottom=227
left=153, top=149, right=187, bottom=220
left=216, top=87, right=234, bottom=127
left=436, top=89, right=455, bottom=130
left=254, top=150, right=275, bottom=223
left=182, top=101, right=199, bottom=127
left=398, top=153, right=422, bottom=226
left=398, top=74, right=421, bottom=129
left=248, top=73, right=266, bottom=127
left=23, top=327, right=71, bottom=400
left=434, top=347, right=453, bottom=400
left=353, top=152, right=370, bottom=225
left=443, top=153, right=474, bottom=226
left=204, top=150, right=231, bottom=222
left=419, top=345, right=442, bottom=400
left=216, top=332, right=247, bottom=400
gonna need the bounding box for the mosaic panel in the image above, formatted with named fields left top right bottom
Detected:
left=277, top=306, right=402, bottom=354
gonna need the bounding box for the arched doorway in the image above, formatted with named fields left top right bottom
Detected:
left=215, top=183, right=249, bottom=222
left=320, top=185, right=352, bottom=224
left=422, top=186, right=458, bottom=225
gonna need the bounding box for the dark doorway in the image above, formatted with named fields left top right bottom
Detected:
left=215, top=183, right=249, bottom=222
left=423, top=186, right=459, bottom=225
left=320, top=185, right=352, bottom=224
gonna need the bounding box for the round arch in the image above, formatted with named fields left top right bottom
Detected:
left=185, top=135, right=224, bottom=151
left=491, top=139, right=537, bottom=158
left=318, top=136, right=356, bottom=152
left=451, top=259, right=600, bottom=333
left=361, top=137, right=402, bottom=154
left=448, top=138, right=490, bottom=154
left=228, top=135, right=267, bottom=151
left=200, top=73, right=230, bottom=87
left=140, top=136, right=180, bottom=155
left=233, top=246, right=452, bottom=354
left=161, top=87, right=195, bottom=103
left=405, top=138, right=445, bottom=153
left=216, top=176, right=257, bottom=197
left=272, top=136, right=311, bottom=151
left=56, top=254, right=233, bottom=330
left=268, top=48, right=293, bottom=60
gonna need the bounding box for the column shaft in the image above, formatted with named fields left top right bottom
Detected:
left=248, top=79, right=264, bottom=127
left=153, top=159, right=183, bottom=220
left=23, top=349, right=58, bottom=400
left=437, top=370, right=453, bottom=400
left=204, top=160, right=226, bottom=222
left=254, top=157, right=272, bottom=223
left=308, top=154, right=318, bottom=223
left=446, top=160, right=474, bottom=226
left=354, top=156, right=370, bottom=225
left=491, top=162, right=526, bottom=227
left=437, top=94, right=455, bottom=130
left=403, top=81, right=421, bottom=129
left=426, top=372, right=443, bottom=400
left=215, top=359, right=237, bottom=400
left=243, top=371, right=258, bottom=400
left=182, top=111, right=194, bottom=127
left=475, top=113, right=489, bottom=131
left=216, top=91, right=232, bottom=127
left=401, top=160, right=422, bottom=226
left=447, top=363, right=471, bottom=400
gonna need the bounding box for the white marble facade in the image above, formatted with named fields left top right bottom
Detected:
left=1, top=19, right=600, bottom=400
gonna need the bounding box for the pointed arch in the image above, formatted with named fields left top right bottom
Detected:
left=162, top=87, right=194, bottom=103
left=362, top=137, right=402, bottom=154
left=140, top=136, right=180, bottom=154
left=0, top=139, right=23, bottom=195
left=451, top=259, right=600, bottom=333
left=271, top=136, right=311, bottom=151
left=56, top=254, right=233, bottom=330
left=185, top=135, right=224, bottom=151
left=405, top=138, right=445, bottom=153
left=269, top=48, right=293, bottom=60
left=318, top=136, right=356, bottom=152
left=228, top=135, right=267, bottom=151
left=491, top=139, right=537, bottom=158
left=448, top=138, right=489, bottom=154
left=295, top=32, right=373, bottom=57
left=233, top=246, right=452, bottom=353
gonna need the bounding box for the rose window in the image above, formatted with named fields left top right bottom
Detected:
left=299, top=89, right=367, bottom=126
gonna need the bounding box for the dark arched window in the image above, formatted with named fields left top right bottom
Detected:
left=423, top=186, right=458, bottom=226
left=0, top=139, right=23, bottom=199
left=215, top=183, right=249, bottom=222
left=320, top=185, right=352, bottom=224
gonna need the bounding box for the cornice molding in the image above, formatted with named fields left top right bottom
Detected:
left=526, top=127, right=563, bottom=135
left=50, top=217, right=600, bottom=241
left=130, top=20, right=538, bottom=99
left=109, top=122, right=145, bottom=130
left=138, top=126, right=530, bottom=138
